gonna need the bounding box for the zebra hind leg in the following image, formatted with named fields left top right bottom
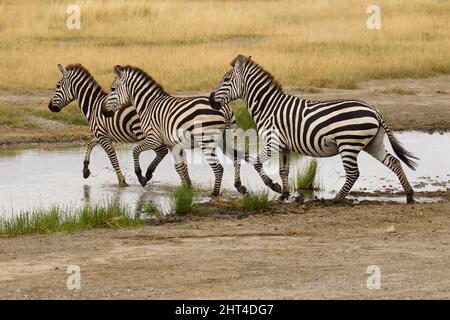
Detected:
left=334, top=147, right=361, bottom=203
left=98, top=138, right=128, bottom=187
left=200, top=142, right=224, bottom=197
left=145, top=145, right=169, bottom=181
left=278, top=150, right=292, bottom=201
left=364, top=131, right=415, bottom=204
left=83, top=138, right=98, bottom=179
left=172, top=148, right=192, bottom=187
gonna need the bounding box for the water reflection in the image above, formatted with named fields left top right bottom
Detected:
left=0, top=131, right=448, bottom=216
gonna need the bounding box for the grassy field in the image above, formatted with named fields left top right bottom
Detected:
left=0, top=103, right=87, bottom=128
left=0, top=0, right=449, bottom=92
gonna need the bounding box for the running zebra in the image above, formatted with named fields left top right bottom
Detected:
left=102, top=65, right=250, bottom=196
left=48, top=64, right=169, bottom=187
left=209, top=55, right=418, bottom=203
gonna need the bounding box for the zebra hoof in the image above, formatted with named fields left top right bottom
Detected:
left=406, top=194, right=415, bottom=204
left=119, top=180, right=128, bottom=188
left=210, top=192, right=219, bottom=197
left=138, top=176, right=147, bottom=187
left=83, top=168, right=90, bottom=179
left=278, top=192, right=290, bottom=202
left=145, top=171, right=153, bottom=181
left=294, top=195, right=304, bottom=203
left=269, top=182, right=282, bottom=194
left=234, top=182, right=247, bottom=194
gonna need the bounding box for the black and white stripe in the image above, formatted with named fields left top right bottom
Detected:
left=48, top=63, right=169, bottom=187
left=103, top=65, right=249, bottom=196
left=210, top=55, right=418, bottom=203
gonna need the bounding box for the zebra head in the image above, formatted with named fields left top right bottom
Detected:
left=209, top=54, right=250, bottom=110
left=103, top=65, right=131, bottom=118
left=48, top=64, right=76, bottom=113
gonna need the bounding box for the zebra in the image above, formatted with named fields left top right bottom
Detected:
left=48, top=63, right=169, bottom=187
left=102, top=65, right=250, bottom=196
left=209, top=55, right=418, bottom=203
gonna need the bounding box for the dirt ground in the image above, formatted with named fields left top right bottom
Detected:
left=0, top=196, right=449, bottom=300
left=0, top=75, right=449, bottom=146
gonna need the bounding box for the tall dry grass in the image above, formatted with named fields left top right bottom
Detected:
left=0, top=0, right=449, bottom=91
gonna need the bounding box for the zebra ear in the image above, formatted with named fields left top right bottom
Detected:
left=114, top=65, right=124, bottom=77
left=231, top=54, right=247, bottom=68
left=57, top=64, right=67, bottom=75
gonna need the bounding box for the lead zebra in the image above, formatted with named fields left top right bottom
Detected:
left=48, top=64, right=169, bottom=187
left=209, top=55, right=418, bottom=203
left=103, top=65, right=250, bottom=196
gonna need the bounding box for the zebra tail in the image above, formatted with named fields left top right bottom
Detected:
left=374, top=109, right=419, bottom=171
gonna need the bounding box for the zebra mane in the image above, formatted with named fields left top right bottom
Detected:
left=65, top=64, right=105, bottom=92
left=121, top=65, right=166, bottom=94
left=245, top=59, right=284, bottom=94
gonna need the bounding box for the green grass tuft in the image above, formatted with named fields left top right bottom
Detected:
left=242, top=190, right=272, bottom=211
left=141, top=201, right=161, bottom=217
left=169, top=185, right=196, bottom=215
left=295, top=159, right=319, bottom=190
left=0, top=202, right=143, bottom=237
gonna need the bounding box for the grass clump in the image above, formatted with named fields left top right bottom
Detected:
left=169, top=185, right=196, bottom=215
left=0, top=202, right=143, bottom=237
left=295, top=159, right=319, bottom=190
left=141, top=201, right=161, bottom=217
left=242, top=190, right=272, bottom=211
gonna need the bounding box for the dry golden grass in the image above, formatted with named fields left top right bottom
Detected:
left=0, top=0, right=449, bottom=91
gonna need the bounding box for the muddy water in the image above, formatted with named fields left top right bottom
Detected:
left=0, top=132, right=448, bottom=216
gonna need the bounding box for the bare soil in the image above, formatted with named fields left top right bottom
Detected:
left=0, top=196, right=449, bottom=300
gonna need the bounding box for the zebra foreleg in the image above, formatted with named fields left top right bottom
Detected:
left=132, top=138, right=158, bottom=187
left=233, top=159, right=247, bottom=194
left=145, top=145, right=169, bottom=181
left=98, top=138, right=128, bottom=187
left=334, top=148, right=360, bottom=202
left=254, top=145, right=282, bottom=194
left=83, top=138, right=98, bottom=179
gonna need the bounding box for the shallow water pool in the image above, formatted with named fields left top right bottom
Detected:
left=0, top=132, right=448, bottom=216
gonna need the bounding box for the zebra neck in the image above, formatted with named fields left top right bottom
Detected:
left=131, top=83, right=167, bottom=114
left=75, top=81, right=105, bottom=122
left=243, top=80, right=284, bottom=122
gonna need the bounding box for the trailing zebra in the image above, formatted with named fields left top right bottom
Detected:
left=102, top=65, right=250, bottom=196
left=48, top=63, right=169, bottom=187
left=209, top=55, right=418, bottom=203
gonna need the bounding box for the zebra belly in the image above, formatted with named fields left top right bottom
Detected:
left=290, top=135, right=339, bottom=158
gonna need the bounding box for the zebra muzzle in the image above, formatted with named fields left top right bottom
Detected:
left=102, top=109, right=115, bottom=118
left=101, top=102, right=115, bottom=118
left=48, top=101, right=60, bottom=113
